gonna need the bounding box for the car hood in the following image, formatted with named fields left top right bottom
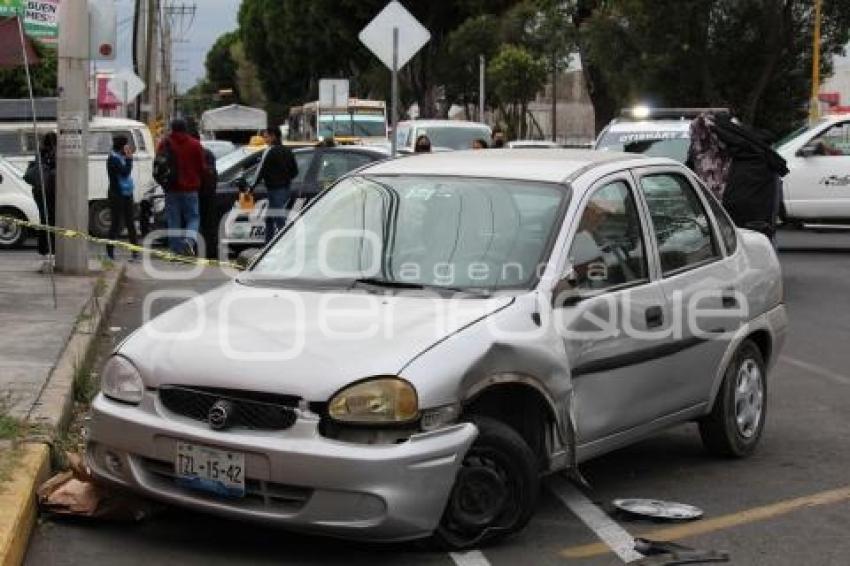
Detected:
left=120, top=282, right=513, bottom=401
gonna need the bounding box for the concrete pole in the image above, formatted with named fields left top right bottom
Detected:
left=55, top=0, right=90, bottom=274
left=144, top=0, right=157, bottom=122
left=479, top=54, right=485, bottom=123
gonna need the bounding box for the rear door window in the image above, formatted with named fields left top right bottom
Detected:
left=0, top=131, right=22, bottom=155
left=639, top=172, right=720, bottom=274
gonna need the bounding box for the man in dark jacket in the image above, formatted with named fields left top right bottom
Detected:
left=252, top=127, right=298, bottom=243
left=157, top=118, right=206, bottom=254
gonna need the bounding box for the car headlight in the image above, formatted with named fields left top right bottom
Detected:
left=328, top=377, right=419, bottom=424
left=101, top=355, right=144, bottom=404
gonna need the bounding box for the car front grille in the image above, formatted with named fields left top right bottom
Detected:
left=159, top=385, right=299, bottom=431
left=140, top=457, right=312, bottom=513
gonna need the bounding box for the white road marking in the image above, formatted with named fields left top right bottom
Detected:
left=781, top=355, right=850, bottom=386
left=449, top=550, right=492, bottom=566
left=547, top=475, right=643, bottom=563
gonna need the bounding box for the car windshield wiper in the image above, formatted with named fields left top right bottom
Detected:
left=352, top=277, right=491, bottom=297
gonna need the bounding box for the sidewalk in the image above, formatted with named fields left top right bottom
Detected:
left=0, top=251, right=124, bottom=566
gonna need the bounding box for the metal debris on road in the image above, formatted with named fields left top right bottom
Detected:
left=614, top=499, right=704, bottom=521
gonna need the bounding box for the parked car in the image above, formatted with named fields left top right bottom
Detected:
left=0, top=117, right=156, bottom=237
left=773, top=113, right=850, bottom=223
left=394, top=120, right=492, bottom=152
left=88, top=149, right=786, bottom=549
left=0, top=156, right=39, bottom=249
left=139, top=145, right=388, bottom=251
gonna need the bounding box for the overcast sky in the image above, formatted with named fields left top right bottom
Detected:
left=111, top=0, right=241, bottom=92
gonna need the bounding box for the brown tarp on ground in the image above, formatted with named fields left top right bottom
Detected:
left=0, top=16, right=40, bottom=68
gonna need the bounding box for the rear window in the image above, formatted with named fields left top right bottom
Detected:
left=597, top=129, right=690, bottom=163
left=415, top=126, right=492, bottom=151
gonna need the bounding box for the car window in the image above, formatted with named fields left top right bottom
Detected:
left=88, top=130, right=135, bottom=154
left=0, top=132, right=21, bottom=155
left=640, top=173, right=719, bottom=274
left=416, top=126, right=492, bottom=151
left=317, top=152, right=374, bottom=185
left=293, top=150, right=312, bottom=183
left=132, top=129, right=147, bottom=152
left=597, top=129, right=691, bottom=162
left=568, top=180, right=648, bottom=291
left=811, top=121, right=850, bottom=156
left=700, top=185, right=738, bottom=254
left=220, top=152, right=263, bottom=183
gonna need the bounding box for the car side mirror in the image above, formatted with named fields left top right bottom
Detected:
left=796, top=143, right=818, bottom=158
left=235, top=247, right=261, bottom=269
left=552, top=268, right=584, bottom=308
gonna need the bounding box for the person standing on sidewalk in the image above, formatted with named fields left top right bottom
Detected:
left=252, top=127, right=298, bottom=244
left=187, top=123, right=219, bottom=258
left=156, top=119, right=206, bottom=255
left=105, top=135, right=139, bottom=261
left=25, top=132, right=57, bottom=266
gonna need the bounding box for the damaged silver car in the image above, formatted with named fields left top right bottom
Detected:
left=87, top=149, right=787, bottom=549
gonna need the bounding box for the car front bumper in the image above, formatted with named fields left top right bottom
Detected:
left=87, top=393, right=477, bottom=542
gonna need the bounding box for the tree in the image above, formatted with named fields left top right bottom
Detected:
left=488, top=44, right=547, bottom=138
left=439, top=15, right=501, bottom=119
left=0, top=41, right=56, bottom=98
left=575, top=0, right=850, bottom=136
left=205, top=31, right=239, bottom=99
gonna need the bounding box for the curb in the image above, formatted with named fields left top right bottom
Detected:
left=0, top=444, right=49, bottom=566
left=0, top=264, right=125, bottom=566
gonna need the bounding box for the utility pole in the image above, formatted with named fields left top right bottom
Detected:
left=55, top=0, right=90, bottom=274
left=479, top=54, right=485, bottom=123
left=809, top=0, right=822, bottom=124
left=143, top=0, right=158, bottom=122
left=161, top=2, right=197, bottom=123
left=551, top=53, right=557, bottom=142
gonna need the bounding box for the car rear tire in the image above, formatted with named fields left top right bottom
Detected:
left=0, top=208, right=28, bottom=249
left=432, top=416, right=539, bottom=550
left=89, top=200, right=111, bottom=238
left=699, top=340, right=767, bottom=458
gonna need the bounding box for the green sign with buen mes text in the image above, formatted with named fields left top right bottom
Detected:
left=0, top=0, right=60, bottom=44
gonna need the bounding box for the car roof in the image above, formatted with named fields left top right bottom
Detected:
left=604, top=119, right=692, bottom=133
left=357, top=148, right=654, bottom=183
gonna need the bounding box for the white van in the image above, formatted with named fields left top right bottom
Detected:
left=0, top=155, right=39, bottom=248
left=774, top=114, right=850, bottom=223
left=0, top=117, right=156, bottom=236
left=394, top=120, right=492, bottom=152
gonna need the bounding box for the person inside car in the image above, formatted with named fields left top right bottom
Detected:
left=414, top=135, right=432, bottom=153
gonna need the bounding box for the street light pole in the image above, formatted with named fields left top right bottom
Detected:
left=479, top=54, right=485, bottom=123
left=810, top=0, right=822, bottom=124
left=55, top=0, right=90, bottom=274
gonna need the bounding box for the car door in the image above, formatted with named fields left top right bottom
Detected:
left=634, top=167, right=742, bottom=409
left=557, top=173, right=677, bottom=446
left=783, top=119, right=850, bottom=219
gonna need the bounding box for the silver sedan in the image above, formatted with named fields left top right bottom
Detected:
left=88, top=149, right=786, bottom=549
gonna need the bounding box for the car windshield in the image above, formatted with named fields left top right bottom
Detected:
left=248, top=175, right=567, bottom=290
left=772, top=120, right=826, bottom=150
left=216, top=147, right=260, bottom=173
left=597, top=129, right=690, bottom=162
left=417, top=126, right=492, bottom=150
left=319, top=115, right=386, bottom=138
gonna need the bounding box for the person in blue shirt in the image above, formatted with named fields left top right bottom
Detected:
left=106, top=135, right=139, bottom=260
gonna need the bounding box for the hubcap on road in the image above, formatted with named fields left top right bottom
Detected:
left=734, top=358, right=763, bottom=439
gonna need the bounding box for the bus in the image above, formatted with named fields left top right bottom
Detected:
left=288, top=98, right=387, bottom=145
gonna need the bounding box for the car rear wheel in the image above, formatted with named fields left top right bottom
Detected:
left=432, top=416, right=539, bottom=550
left=0, top=208, right=28, bottom=249
left=699, top=340, right=766, bottom=457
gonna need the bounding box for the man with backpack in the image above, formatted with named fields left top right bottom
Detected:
left=154, top=118, right=206, bottom=255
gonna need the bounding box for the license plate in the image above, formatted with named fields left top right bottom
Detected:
left=174, top=441, right=245, bottom=498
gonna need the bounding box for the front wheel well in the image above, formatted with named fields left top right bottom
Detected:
left=463, top=383, right=555, bottom=471
left=746, top=329, right=773, bottom=366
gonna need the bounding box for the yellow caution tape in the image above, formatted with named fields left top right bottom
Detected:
left=0, top=214, right=244, bottom=270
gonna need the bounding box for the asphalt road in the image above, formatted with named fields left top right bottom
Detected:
left=22, top=228, right=850, bottom=566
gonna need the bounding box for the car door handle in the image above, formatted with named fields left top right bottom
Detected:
left=721, top=289, right=738, bottom=308
left=645, top=306, right=664, bottom=328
